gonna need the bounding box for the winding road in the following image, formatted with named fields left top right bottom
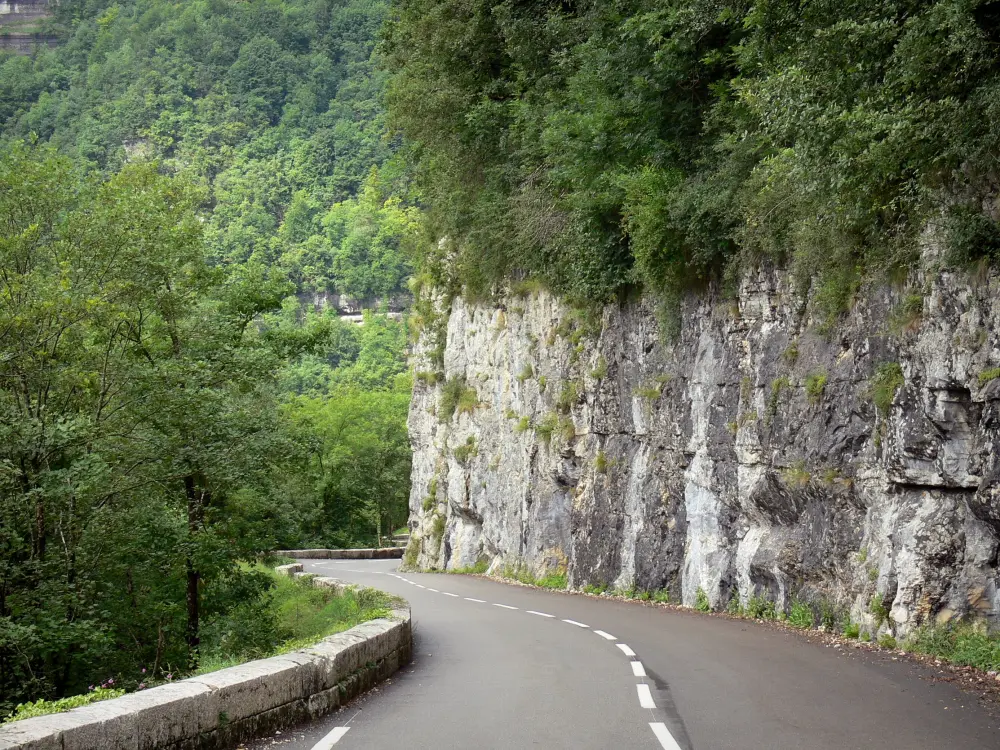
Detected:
left=247, top=559, right=999, bottom=749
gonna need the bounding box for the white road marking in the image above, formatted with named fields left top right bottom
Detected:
left=616, top=643, right=637, bottom=657
left=427, top=588, right=439, bottom=592
left=593, top=630, right=617, bottom=640
left=464, top=597, right=486, bottom=603
left=526, top=610, right=555, bottom=618
left=562, top=619, right=589, bottom=628
left=415, top=585, right=426, bottom=589
left=631, top=661, right=647, bottom=677
left=637, top=684, right=656, bottom=709
left=443, top=592, right=459, bottom=597
left=649, top=722, right=683, bottom=750
left=312, top=726, right=350, bottom=749
left=493, top=603, right=518, bottom=610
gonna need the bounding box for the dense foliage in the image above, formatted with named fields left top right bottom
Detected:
left=1, top=0, right=413, bottom=299
left=385, top=0, right=1000, bottom=313
left=0, top=0, right=415, bottom=713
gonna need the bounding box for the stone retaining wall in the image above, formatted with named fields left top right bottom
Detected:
left=0, top=572, right=410, bottom=750
left=276, top=548, right=403, bottom=559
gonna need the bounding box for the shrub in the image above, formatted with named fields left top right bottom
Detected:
left=583, top=582, right=608, bottom=595
left=439, top=376, right=479, bottom=422
left=804, top=371, right=827, bottom=404
left=746, top=594, right=777, bottom=620
left=843, top=620, right=860, bottom=639
left=517, top=363, right=534, bottom=382
left=878, top=634, right=897, bottom=649
left=515, top=416, right=531, bottom=433
left=590, top=357, right=608, bottom=380
left=766, top=377, right=791, bottom=424
left=534, top=412, right=560, bottom=444
left=788, top=600, right=814, bottom=629
left=870, top=592, right=890, bottom=630
left=453, top=436, right=478, bottom=465
left=652, top=588, right=670, bottom=603
left=556, top=381, right=580, bottom=413
left=594, top=451, right=609, bottom=474
left=870, top=363, right=904, bottom=416
left=694, top=588, right=711, bottom=612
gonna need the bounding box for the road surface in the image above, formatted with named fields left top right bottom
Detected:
left=247, top=559, right=999, bottom=749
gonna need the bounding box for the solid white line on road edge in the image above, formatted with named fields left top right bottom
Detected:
left=427, top=588, right=439, bottom=592
left=616, top=643, right=637, bottom=657
left=649, top=722, right=683, bottom=750
left=562, top=619, right=589, bottom=628
left=312, top=726, right=350, bottom=750
left=464, top=597, right=486, bottom=603
left=526, top=610, right=555, bottom=618
left=631, top=661, right=647, bottom=677
left=493, top=603, right=518, bottom=610
left=415, top=585, right=426, bottom=588
left=594, top=630, right=617, bottom=640
left=443, top=592, right=459, bottom=597
left=636, top=684, right=656, bottom=709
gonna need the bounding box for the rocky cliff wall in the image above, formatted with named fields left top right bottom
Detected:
left=405, top=263, right=1000, bottom=638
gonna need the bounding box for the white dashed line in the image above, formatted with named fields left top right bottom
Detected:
left=562, top=619, right=589, bottom=628
left=616, top=643, right=637, bottom=657
left=631, top=661, right=647, bottom=677
left=593, top=630, right=617, bottom=640
left=443, top=592, right=459, bottom=597
left=649, top=722, right=683, bottom=750
left=526, top=610, right=555, bottom=618
left=493, top=603, right=518, bottom=610
left=427, top=588, right=439, bottom=592
left=636, top=684, right=656, bottom=709
left=415, top=585, right=426, bottom=589
left=312, top=726, right=350, bottom=749
left=464, top=597, right=486, bottom=603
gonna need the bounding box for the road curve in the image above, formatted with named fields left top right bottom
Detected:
left=247, top=560, right=999, bottom=750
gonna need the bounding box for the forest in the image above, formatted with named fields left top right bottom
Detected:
left=385, top=0, right=1000, bottom=328
left=0, top=0, right=412, bottom=713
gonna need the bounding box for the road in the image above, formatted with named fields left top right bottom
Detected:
left=247, top=560, right=1000, bottom=750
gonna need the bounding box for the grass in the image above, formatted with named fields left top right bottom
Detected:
left=979, top=367, right=1000, bottom=385
left=694, top=587, right=711, bottom=612
left=517, top=363, right=534, bottom=382
left=583, top=582, right=608, bottom=595
left=905, top=625, right=1000, bottom=671
left=500, top=562, right=568, bottom=589
left=449, top=559, right=490, bottom=575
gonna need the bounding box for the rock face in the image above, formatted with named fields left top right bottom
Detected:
left=405, top=265, right=1000, bottom=636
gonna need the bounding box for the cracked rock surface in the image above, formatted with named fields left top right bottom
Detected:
left=406, top=266, right=1000, bottom=636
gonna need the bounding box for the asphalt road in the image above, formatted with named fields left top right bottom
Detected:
left=246, top=560, right=1000, bottom=750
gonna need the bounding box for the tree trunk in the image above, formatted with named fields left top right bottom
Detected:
left=184, top=475, right=202, bottom=665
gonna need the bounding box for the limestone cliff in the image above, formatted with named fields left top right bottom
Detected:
left=405, top=263, right=1000, bottom=637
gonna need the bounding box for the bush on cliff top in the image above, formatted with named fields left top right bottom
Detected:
left=386, top=0, right=1000, bottom=308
